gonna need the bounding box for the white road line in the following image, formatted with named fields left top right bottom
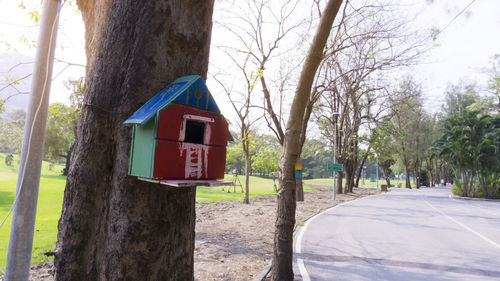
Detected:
left=297, top=259, right=311, bottom=281
left=295, top=195, right=373, bottom=280
left=425, top=200, right=500, bottom=250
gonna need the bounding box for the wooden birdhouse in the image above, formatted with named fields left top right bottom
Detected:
left=123, top=75, right=230, bottom=182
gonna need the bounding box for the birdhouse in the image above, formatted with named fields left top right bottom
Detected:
left=123, top=75, right=230, bottom=182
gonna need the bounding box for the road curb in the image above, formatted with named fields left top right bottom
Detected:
left=449, top=194, right=499, bottom=202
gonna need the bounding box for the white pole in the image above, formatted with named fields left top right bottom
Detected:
left=362, top=166, right=365, bottom=185
left=5, top=1, right=61, bottom=280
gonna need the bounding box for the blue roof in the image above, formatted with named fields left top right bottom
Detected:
left=123, top=75, right=220, bottom=126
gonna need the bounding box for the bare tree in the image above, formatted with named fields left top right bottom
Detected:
left=213, top=0, right=313, bottom=201
left=313, top=1, right=424, bottom=193
left=0, top=60, right=85, bottom=105
left=212, top=56, right=261, bottom=203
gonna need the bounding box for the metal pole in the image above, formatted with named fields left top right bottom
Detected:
left=362, top=166, right=365, bottom=185
left=5, top=1, right=60, bottom=280
left=376, top=157, right=379, bottom=190
left=332, top=124, right=336, bottom=201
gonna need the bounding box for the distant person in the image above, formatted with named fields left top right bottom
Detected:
left=5, top=154, right=13, bottom=166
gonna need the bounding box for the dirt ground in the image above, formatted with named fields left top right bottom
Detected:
left=2, top=186, right=378, bottom=281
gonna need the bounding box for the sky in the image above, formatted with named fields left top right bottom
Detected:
left=0, top=0, right=499, bottom=117
left=409, top=0, right=500, bottom=110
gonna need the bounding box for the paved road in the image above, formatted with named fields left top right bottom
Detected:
left=294, top=187, right=500, bottom=281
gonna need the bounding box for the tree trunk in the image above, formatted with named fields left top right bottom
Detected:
left=296, top=178, right=304, bottom=201
left=62, top=143, right=74, bottom=176
left=296, top=157, right=304, bottom=201
left=55, top=1, right=214, bottom=280
left=343, top=136, right=358, bottom=193
left=355, top=150, right=369, bottom=188
left=271, top=1, right=343, bottom=280
left=404, top=157, right=411, bottom=189
left=343, top=146, right=356, bottom=193
left=243, top=141, right=250, bottom=204
left=346, top=169, right=355, bottom=193
left=344, top=162, right=354, bottom=194
left=414, top=166, right=420, bottom=188
left=336, top=172, right=343, bottom=194
left=385, top=177, right=391, bottom=188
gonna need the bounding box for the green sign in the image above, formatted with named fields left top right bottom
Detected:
left=327, top=162, right=343, bottom=172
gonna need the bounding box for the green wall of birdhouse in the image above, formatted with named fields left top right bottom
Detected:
left=128, top=115, right=157, bottom=178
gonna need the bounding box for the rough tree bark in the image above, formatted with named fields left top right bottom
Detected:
left=403, top=155, right=412, bottom=189
left=344, top=137, right=359, bottom=193
left=271, top=0, right=343, bottom=280
left=336, top=172, right=343, bottom=194
left=55, top=1, right=214, bottom=280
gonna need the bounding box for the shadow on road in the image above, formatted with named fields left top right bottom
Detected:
left=295, top=252, right=500, bottom=279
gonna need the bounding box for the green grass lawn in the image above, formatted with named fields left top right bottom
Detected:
left=0, top=152, right=318, bottom=269
left=0, top=153, right=66, bottom=270
left=197, top=175, right=318, bottom=202
left=304, top=177, right=404, bottom=188
left=2, top=151, right=406, bottom=271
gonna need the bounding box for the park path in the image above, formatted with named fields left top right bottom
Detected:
left=294, top=186, right=500, bottom=281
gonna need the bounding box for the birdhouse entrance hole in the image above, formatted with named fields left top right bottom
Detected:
left=184, top=120, right=205, bottom=144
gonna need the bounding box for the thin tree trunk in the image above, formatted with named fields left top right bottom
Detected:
left=296, top=157, right=304, bottom=201
left=242, top=122, right=251, bottom=204
left=404, top=157, right=411, bottom=189
left=62, top=143, right=74, bottom=176
left=243, top=144, right=250, bottom=204
left=355, top=150, right=369, bottom=187
left=55, top=1, right=214, bottom=280
left=271, top=1, right=343, bottom=279
left=261, top=76, right=284, bottom=145
left=414, top=166, right=419, bottom=188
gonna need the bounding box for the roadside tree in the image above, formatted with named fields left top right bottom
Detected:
left=0, top=109, right=25, bottom=153
left=226, top=142, right=245, bottom=175
left=43, top=103, right=77, bottom=174
left=252, top=143, right=280, bottom=177
left=213, top=0, right=310, bottom=201
left=312, top=1, right=424, bottom=194
left=435, top=110, right=500, bottom=198
left=212, top=70, right=259, bottom=204
left=386, top=77, right=424, bottom=189
left=485, top=54, right=499, bottom=112
left=370, top=121, right=397, bottom=188
left=272, top=0, right=343, bottom=279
